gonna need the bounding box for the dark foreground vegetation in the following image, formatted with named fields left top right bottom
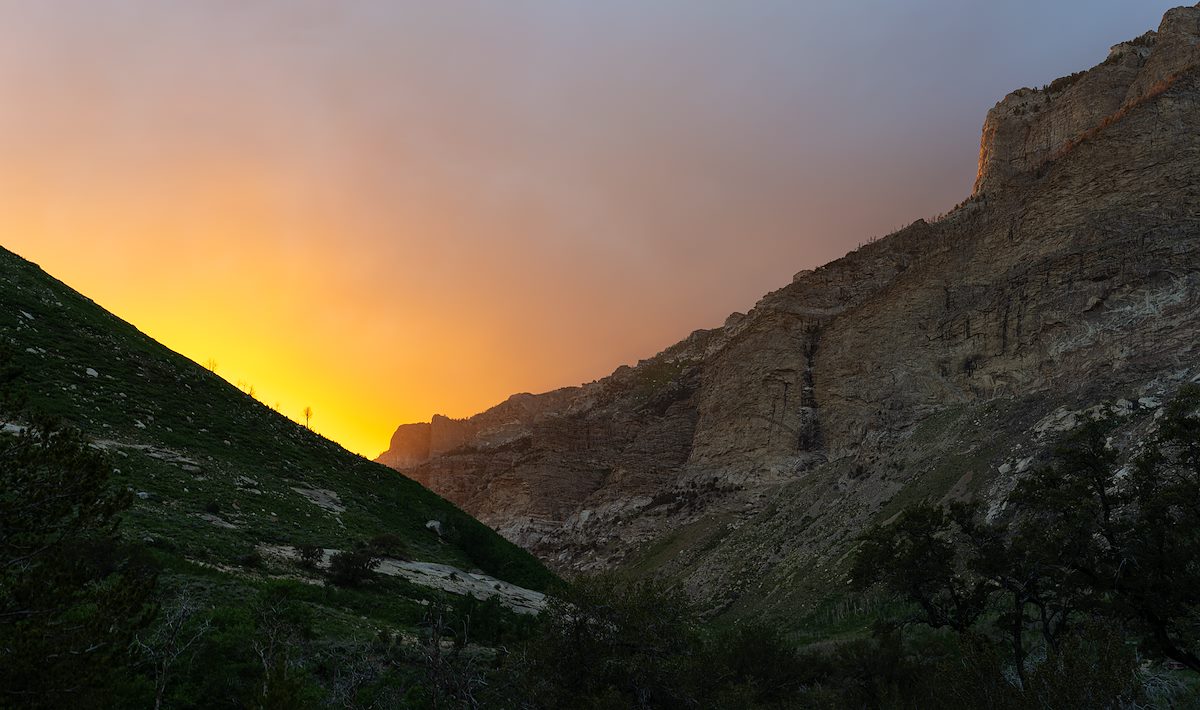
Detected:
left=3, top=373, right=1200, bottom=708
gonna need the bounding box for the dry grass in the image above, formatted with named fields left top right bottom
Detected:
left=1049, top=68, right=1192, bottom=163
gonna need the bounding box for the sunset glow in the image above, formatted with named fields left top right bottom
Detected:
left=0, top=1, right=1179, bottom=457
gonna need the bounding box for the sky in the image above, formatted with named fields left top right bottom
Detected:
left=0, top=1, right=1181, bottom=458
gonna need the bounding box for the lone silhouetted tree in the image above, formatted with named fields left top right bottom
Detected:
left=132, top=590, right=212, bottom=710
left=303, top=406, right=313, bottom=429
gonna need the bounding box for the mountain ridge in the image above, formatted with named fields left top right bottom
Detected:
left=377, top=4, right=1200, bottom=621
left=0, top=242, right=556, bottom=603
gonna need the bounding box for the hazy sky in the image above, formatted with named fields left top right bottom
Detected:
left=0, top=1, right=1180, bottom=456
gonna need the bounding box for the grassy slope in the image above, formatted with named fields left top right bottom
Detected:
left=0, top=245, right=555, bottom=632
left=612, top=396, right=1053, bottom=646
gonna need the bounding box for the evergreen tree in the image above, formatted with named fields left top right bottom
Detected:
left=0, top=420, right=157, bottom=707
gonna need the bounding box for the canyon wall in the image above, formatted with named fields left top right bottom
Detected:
left=378, top=5, right=1200, bottom=619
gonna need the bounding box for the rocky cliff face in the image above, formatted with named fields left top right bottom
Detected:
left=376, top=422, right=431, bottom=469
left=974, top=5, right=1200, bottom=194
left=378, top=6, right=1200, bottom=620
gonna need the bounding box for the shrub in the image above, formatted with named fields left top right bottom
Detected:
left=296, top=544, right=323, bottom=569
left=237, top=549, right=262, bottom=568
left=327, top=549, right=379, bottom=588
left=366, top=533, right=410, bottom=560
left=853, top=387, right=1200, bottom=682
left=961, top=353, right=983, bottom=376
left=0, top=419, right=157, bottom=706
left=1045, top=70, right=1086, bottom=94
left=446, top=518, right=558, bottom=591
left=518, top=575, right=700, bottom=707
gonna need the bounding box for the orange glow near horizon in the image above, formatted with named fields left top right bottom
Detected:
left=1, top=148, right=706, bottom=458
left=3, top=219, right=614, bottom=459
left=4, top=3, right=1164, bottom=458
left=1, top=184, right=646, bottom=458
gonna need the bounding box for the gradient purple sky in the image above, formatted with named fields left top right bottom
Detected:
left=0, top=1, right=1181, bottom=455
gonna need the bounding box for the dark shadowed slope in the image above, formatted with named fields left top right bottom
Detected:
left=0, top=244, right=556, bottom=605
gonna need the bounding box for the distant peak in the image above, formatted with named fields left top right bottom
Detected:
left=974, top=4, right=1200, bottom=195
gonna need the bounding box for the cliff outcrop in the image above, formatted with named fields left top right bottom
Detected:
left=974, top=4, right=1200, bottom=194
